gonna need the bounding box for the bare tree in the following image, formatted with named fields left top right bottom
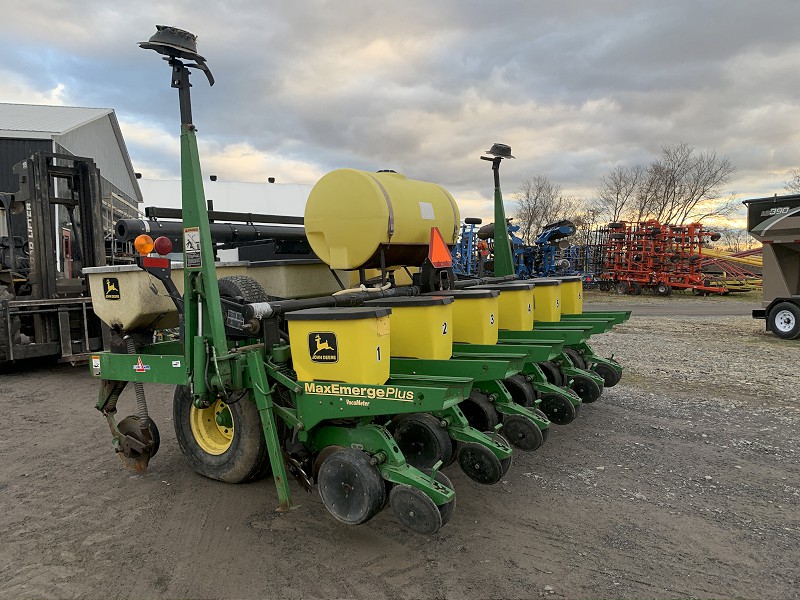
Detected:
left=594, top=164, right=644, bottom=222
left=715, top=227, right=758, bottom=253
left=596, top=143, right=735, bottom=226
left=635, top=143, right=735, bottom=225
left=784, top=168, right=800, bottom=193
left=513, top=176, right=581, bottom=243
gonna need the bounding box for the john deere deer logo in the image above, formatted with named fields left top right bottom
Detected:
left=103, top=277, right=120, bottom=300
left=308, top=332, right=338, bottom=363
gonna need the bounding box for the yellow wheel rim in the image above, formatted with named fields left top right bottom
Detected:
left=190, top=399, right=234, bottom=455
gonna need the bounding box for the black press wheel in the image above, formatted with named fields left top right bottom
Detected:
left=593, top=363, right=622, bottom=387
left=318, top=448, right=387, bottom=526
left=563, top=347, right=587, bottom=369
left=393, top=413, right=453, bottom=470
left=459, top=391, right=500, bottom=431
left=502, top=414, right=543, bottom=451
left=173, top=385, right=269, bottom=484
left=457, top=442, right=504, bottom=485
left=537, top=361, right=564, bottom=387
left=502, top=374, right=536, bottom=407
left=539, top=393, right=576, bottom=425
left=390, top=484, right=442, bottom=535
left=769, top=302, right=800, bottom=340
left=571, top=374, right=603, bottom=403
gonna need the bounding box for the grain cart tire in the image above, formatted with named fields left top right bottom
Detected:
left=616, top=282, right=630, bottom=295
left=592, top=363, right=622, bottom=388
left=459, top=391, right=500, bottom=431
left=563, top=347, right=587, bottom=369
left=393, top=413, right=454, bottom=470
left=457, top=442, right=504, bottom=485
left=538, top=361, right=564, bottom=386
left=318, top=447, right=386, bottom=525
left=571, top=374, right=602, bottom=403
left=390, top=484, right=442, bottom=534
left=173, top=385, right=269, bottom=484
left=503, top=374, right=536, bottom=407
left=768, top=302, right=800, bottom=340
left=535, top=409, right=551, bottom=443
left=539, top=393, right=576, bottom=425
left=502, top=414, right=543, bottom=451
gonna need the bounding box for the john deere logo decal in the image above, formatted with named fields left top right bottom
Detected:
left=103, top=277, right=120, bottom=300
left=309, top=332, right=338, bottom=363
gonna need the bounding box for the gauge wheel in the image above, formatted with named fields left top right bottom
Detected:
left=393, top=413, right=454, bottom=470
left=318, top=447, right=386, bottom=525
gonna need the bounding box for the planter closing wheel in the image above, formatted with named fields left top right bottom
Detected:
left=457, top=442, right=504, bottom=485
left=502, top=414, right=543, bottom=451
left=571, top=374, right=603, bottom=403
left=539, top=393, right=577, bottom=425
left=593, top=363, right=622, bottom=387
left=769, top=302, right=800, bottom=340
left=318, top=448, right=386, bottom=525
left=392, top=413, right=453, bottom=469
left=390, top=484, right=442, bottom=535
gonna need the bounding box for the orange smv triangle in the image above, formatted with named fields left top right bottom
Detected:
left=429, top=227, right=452, bottom=268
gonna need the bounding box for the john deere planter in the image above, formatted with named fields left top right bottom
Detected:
left=87, top=27, right=625, bottom=536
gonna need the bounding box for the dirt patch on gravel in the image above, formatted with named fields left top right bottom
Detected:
left=1, top=300, right=798, bottom=599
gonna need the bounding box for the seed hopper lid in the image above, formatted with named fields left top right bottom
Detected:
left=529, top=278, right=561, bottom=286
left=364, top=296, right=454, bottom=307
left=423, top=289, right=499, bottom=299
left=473, top=283, right=536, bottom=291
left=285, top=307, right=391, bottom=321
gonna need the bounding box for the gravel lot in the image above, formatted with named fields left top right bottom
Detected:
left=1, top=291, right=798, bottom=599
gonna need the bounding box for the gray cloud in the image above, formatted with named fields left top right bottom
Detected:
left=1, top=0, right=799, bottom=221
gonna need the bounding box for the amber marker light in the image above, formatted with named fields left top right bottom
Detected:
left=134, top=234, right=155, bottom=256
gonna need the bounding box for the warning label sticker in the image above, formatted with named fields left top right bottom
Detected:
left=184, top=227, right=201, bottom=268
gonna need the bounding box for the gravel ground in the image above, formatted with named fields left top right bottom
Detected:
left=0, top=294, right=798, bottom=599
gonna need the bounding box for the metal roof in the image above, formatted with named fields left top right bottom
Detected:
left=0, top=103, right=112, bottom=138
left=0, top=103, right=142, bottom=202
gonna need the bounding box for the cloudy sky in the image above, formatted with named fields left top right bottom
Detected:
left=1, top=0, right=799, bottom=223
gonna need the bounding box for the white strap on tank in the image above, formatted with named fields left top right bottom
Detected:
left=435, top=184, right=460, bottom=240
left=366, top=174, right=395, bottom=238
